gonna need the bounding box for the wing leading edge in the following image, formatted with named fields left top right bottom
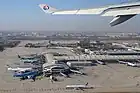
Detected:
left=39, top=4, right=106, bottom=15
left=39, top=3, right=140, bottom=26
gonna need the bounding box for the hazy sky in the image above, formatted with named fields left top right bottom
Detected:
left=0, top=0, right=140, bottom=32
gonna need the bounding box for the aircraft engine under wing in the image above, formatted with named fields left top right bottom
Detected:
left=110, top=14, right=136, bottom=26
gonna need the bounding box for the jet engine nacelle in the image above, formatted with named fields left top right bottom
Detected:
left=110, top=14, right=136, bottom=26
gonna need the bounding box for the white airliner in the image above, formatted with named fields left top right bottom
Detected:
left=39, top=2, right=140, bottom=26
left=127, top=62, right=140, bottom=67
left=118, top=60, right=129, bottom=64
left=7, top=65, right=32, bottom=72
left=7, top=67, right=32, bottom=72
left=66, top=83, right=94, bottom=90
left=96, top=60, right=106, bottom=65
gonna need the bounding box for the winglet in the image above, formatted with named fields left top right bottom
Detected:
left=39, top=4, right=57, bottom=14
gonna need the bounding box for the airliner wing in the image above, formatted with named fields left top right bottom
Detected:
left=39, top=3, right=140, bottom=26
left=39, top=4, right=106, bottom=15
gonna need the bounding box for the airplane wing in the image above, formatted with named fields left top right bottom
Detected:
left=39, top=3, right=140, bottom=26
left=77, top=87, right=84, bottom=91
left=39, top=4, right=106, bottom=15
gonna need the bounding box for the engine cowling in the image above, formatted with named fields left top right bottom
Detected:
left=110, top=14, right=136, bottom=26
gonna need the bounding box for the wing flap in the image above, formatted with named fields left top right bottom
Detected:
left=102, top=7, right=140, bottom=16
left=76, top=8, right=107, bottom=15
